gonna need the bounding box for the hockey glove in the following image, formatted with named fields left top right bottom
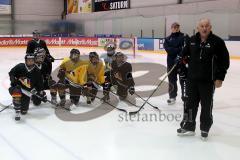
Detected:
left=30, top=88, right=38, bottom=95
left=57, top=68, right=66, bottom=80
left=174, top=55, right=182, bottom=65
left=129, top=86, right=135, bottom=95
left=38, top=91, right=47, bottom=103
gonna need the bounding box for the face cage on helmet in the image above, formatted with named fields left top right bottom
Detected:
left=35, top=55, right=45, bottom=64
left=70, top=53, right=80, bottom=61
left=90, top=56, right=99, bottom=65
left=25, top=58, right=35, bottom=68
left=115, top=54, right=127, bottom=64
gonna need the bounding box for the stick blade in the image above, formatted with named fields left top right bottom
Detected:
left=117, top=108, right=127, bottom=113
left=129, top=111, right=139, bottom=116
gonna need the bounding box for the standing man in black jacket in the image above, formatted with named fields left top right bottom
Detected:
left=26, top=30, right=54, bottom=73
left=177, top=18, right=230, bottom=140
left=164, top=22, right=187, bottom=105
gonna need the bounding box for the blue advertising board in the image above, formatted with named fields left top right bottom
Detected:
left=137, top=38, right=154, bottom=50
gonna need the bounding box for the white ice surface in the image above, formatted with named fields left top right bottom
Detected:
left=0, top=47, right=239, bottom=160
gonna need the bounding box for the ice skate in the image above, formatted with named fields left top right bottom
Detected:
left=177, top=128, right=195, bottom=136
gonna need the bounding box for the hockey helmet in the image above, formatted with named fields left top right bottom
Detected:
left=89, top=52, right=99, bottom=65
left=25, top=53, right=35, bottom=69
left=70, top=48, right=80, bottom=62
left=115, top=52, right=127, bottom=64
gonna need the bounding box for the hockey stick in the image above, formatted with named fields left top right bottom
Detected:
left=134, top=92, right=160, bottom=111
left=82, top=81, right=154, bottom=111
left=64, top=78, right=127, bottom=113
left=54, top=58, right=64, bottom=61
left=111, top=79, right=159, bottom=110
left=0, top=103, right=13, bottom=113
left=21, top=88, right=70, bottom=111
left=89, top=81, right=143, bottom=108
left=64, top=90, right=127, bottom=113
left=129, top=63, right=178, bottom=115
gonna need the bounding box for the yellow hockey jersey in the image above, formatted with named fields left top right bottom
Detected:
left=87, top=61, right=105, bottom=85
left=60, top=57, right=89, bottom=85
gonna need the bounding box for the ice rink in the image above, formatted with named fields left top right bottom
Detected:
left=0, top=47, right=239, bottom=160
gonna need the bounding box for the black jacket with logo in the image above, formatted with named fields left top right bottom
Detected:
left=182, top=32, right=230, bottom=82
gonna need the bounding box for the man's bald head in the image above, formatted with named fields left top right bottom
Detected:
left=198, top=18, right=212, bottom=27
left=197, top=18, right=212, bottom=40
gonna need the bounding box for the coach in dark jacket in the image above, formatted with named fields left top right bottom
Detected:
left=177, top=18, right=230, bottom=140
left=164, top=22, right=186, bottom=105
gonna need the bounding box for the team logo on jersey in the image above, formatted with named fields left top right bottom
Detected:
left=19, top=77, right=31, bottom=88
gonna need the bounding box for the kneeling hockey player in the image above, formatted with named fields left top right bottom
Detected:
left=57, top=49, right=88, bottom=107
left=85, top=52, right=105, bottom=104
left=111, top=52, right=135, bottom=100
left=34, top=48, right=56, bottom=104
left=8, top=53, right=47, bottom=121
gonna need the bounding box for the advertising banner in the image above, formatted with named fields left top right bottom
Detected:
left=61, top=37, right=98, bottom=47
left=98, top=38, right=115, bottom=47
left=137, top=38, right=154, bottom=51
left=67, top=0, right=79, bottom=14
left=159, top=38, right=165, bottom=50
left=93, top=0, right=130, bottom=12
left=67, top=0, right=92, bottom=14
left=0, top=37, right=98, bottom=47
left=79, top=0, right=92, bottom=13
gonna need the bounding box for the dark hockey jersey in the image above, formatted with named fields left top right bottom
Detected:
left=26, top=39, right=50, bottom=55
left=112, top=61, right=135, bottom=88
left=9, top=63, right=44, bottom=92
left=35, top=62, right=51, bottom=89
left=35, top=62, right=51, bottom=77
left=26, top=39, right=54, bottom=65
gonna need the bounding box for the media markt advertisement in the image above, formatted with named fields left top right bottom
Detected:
left=0, top=0, right=11, bottom=15
left=0, top=37, right=98, bottom=47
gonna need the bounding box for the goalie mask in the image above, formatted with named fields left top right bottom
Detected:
left=70, top=49, right=80, bottom=62
left=89, top=52, right=99, bottom=65
left=106, top=45, right=116, bottom=57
